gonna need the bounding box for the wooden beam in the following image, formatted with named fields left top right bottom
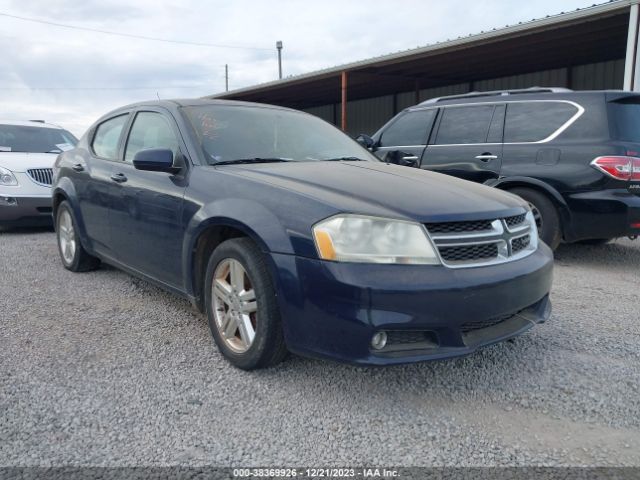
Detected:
left=341, top=71, right=348, bottom=131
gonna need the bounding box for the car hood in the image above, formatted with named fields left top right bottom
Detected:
left=218, top=161, right=528, bottom=222
left=0, top=152, right=58, bottom=172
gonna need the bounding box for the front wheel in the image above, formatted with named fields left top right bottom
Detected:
left=508, top=187, right=562, bottom=250
left=56, top=201, right=100, bottom=272
left=204, top=238, right=287, bottom=370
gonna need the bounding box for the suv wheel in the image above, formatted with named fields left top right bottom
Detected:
left=56, top=201, right=101, bottom=272
left=508, top=187, right=561, bottom=250
left=204, top=238, right=288, bottom=370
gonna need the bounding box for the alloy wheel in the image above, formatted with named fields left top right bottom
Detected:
left=58, top=210, right=77, bottom=265
left=212, top=258, right=258, bottom=353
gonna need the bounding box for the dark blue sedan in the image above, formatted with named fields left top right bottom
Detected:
left=52, top=99, right=553, bottom=369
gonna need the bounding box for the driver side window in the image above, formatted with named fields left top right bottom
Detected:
left=124, top=112, right=179, bottom=162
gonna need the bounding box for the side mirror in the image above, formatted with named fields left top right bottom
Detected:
left=356, top=134, right=375, bottom=149
left=133, top=148, right=179, bottom=173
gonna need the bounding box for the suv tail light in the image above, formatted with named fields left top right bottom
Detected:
left=591, top=156, right=640, bottom=181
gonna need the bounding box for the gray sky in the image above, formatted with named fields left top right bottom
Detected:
left=0, top=0, right=602, bottom=136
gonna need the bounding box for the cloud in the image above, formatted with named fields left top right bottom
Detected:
left=0, top=0, right=597, bottom=135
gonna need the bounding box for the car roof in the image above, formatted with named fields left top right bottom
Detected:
left=409, top=88, right=639, bottom=109
left=111, top=98, right=299, bottom=112
left=0, top=120, right=64, bottom=129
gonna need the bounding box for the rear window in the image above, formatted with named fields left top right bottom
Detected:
left=504, top=102, right=578, bottom=143
left=435, top=105, right=495, bottom=144
left=609, top=97, right=640, bottom=142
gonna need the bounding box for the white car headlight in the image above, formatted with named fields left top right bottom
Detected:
left=0, top=166, right=18, bottom=186
left=313, top=214, right=440, bottom=265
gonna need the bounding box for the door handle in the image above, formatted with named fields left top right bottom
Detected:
left=110, top=173, right=128, bottom=183
left=71, top=163, right=85, bottom=172
left=401, top=155, right=419, bottom=161
left=475, top=154, right=498, bottom=162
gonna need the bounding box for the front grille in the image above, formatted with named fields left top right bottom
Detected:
left=460, top=305, right=531, bottom=333
left=425, top=219, right=492, bottom=234
left=27, top=168, right=53, bottom=186
left=460, top=313, right=515, bottom=333
left=439, top=243, right=498, bottom=262
left=505, top=213, right=526, bottom=228
left=512, top=235, right=531, bottom=253
left=425, top=211, right=535, bottom=268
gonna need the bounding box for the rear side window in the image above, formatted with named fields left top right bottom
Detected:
left=92, top=114, right=128, bottom=160
left=435, top=105, right=495, bottom=144
left=504, top=102, right=578, bottom=143
left=609, top=97, right=640, bottom=142
left=379, top=109, right=436, bottom=147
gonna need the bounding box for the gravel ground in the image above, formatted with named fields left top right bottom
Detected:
left=0, top=228, right=639, bottom=467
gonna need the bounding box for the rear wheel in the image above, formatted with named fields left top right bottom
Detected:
left=204, top=238, right=287, bottom=370
left=56, top=201, right=100, bottom=272
left=508, top=187, right=562, bottom=250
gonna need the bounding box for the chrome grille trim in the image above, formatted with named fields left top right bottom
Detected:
left=426, top=211, right=537, bottom=268
left=27, top=168, right=54, bottom=186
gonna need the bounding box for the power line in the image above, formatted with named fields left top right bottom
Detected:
left=0, top=86, right=208, bottom=91
left=0, top=12, right=272, bottom=51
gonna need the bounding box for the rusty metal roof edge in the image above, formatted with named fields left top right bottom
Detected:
left=208, top=0, right=636, bottom=99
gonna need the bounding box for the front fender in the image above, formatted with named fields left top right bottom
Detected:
left=182, top=198, right=300, bottom=297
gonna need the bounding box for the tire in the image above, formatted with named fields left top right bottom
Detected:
left=55, top=201, right=101, bottom=272
left=576, top=238, right=612, bottom=246
left=508, top=187, right=562, bottom=251
left=204, top=237, right=287, bottom=370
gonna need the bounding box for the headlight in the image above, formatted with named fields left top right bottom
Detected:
left=313, top=214, right=440, bottom=264
left=0, top=166, right=18, bottom=186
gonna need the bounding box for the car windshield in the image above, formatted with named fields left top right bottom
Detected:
left=183, top=104, right=378, bottom=164
left=0, top=124, right=77, bottom=153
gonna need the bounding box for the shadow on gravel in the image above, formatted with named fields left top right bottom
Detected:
left=0, top=225, right=54, bottom=235
left=554, top=239, right=640, bottom=270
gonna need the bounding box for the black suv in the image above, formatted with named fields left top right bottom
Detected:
left=358, top=88, right=640, bottom=249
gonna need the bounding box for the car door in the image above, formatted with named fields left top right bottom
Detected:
left=108, top=108, right=188, bottom=288
left=421, top=103, right=504, bottom=183
left=76, top=113, right=129, bottom=255
left=372, top=108, right=437, bottom=165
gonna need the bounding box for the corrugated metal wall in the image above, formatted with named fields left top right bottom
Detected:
left=474, top=67, right=568, bottom=91
left=303, top=59, right=625, bottom=136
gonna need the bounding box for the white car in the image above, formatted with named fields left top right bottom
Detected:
left=0, top=120, right=77, bottom=227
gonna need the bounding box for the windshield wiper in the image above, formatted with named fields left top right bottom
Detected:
left=322, top=156, right=367, bottom=162
left=214, top=157, right=292, bottom=165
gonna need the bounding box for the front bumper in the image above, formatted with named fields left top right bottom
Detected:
left=271, top=244, right=554, bottom=366
left=564, top=188, right=640, bottom=241
left=0, top=194, right=53, bottom=227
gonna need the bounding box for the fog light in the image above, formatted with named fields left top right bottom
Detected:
left=371, top=331, right=387, bottom=350
left=0, top=196, right=17, bottom=207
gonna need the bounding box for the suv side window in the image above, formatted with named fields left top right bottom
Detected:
left=435, top=105, right=495, bottom=144
left=124, top=112, right=179, bottom=162
left=92, top=114, right=129, bottom=160
left=379, top=109, right=436, bottom=147
left=504, top=102, right=578, bottom=143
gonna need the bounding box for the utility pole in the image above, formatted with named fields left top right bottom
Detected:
left=225, top=64, right=229, bottom=92
left=276, top=41, right=283, bottom=79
